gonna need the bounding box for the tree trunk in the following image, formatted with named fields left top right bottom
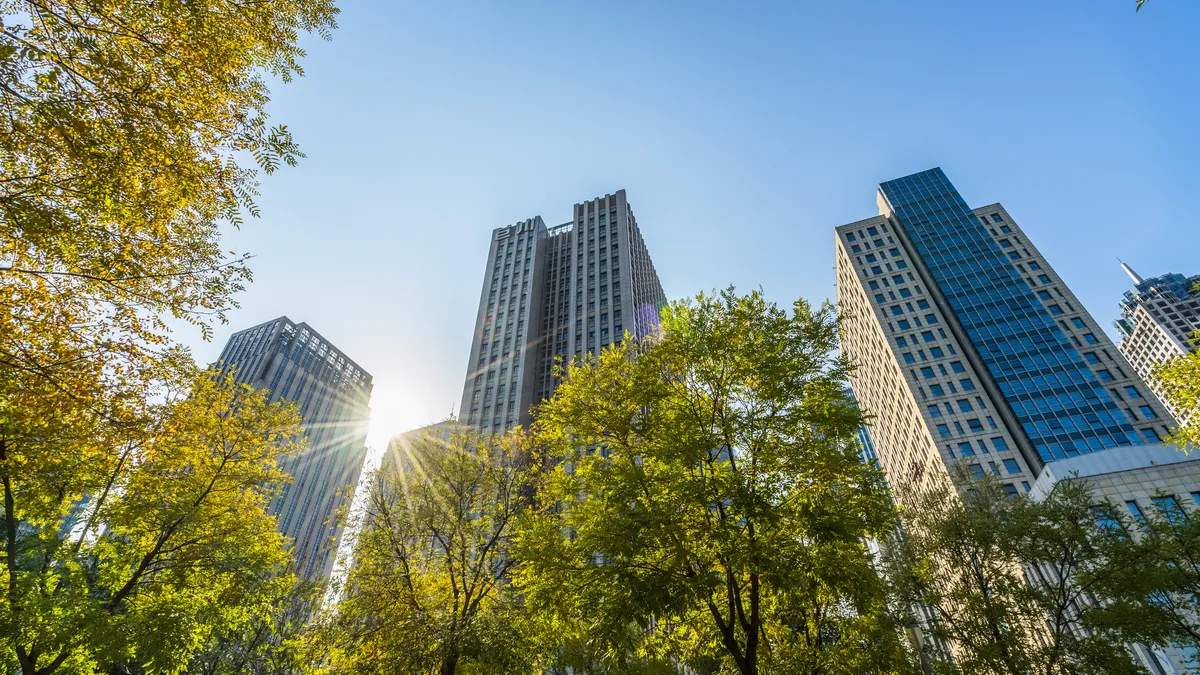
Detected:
left=440, top=654, right=458, bottom=675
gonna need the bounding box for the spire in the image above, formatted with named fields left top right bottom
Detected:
left=1119, top=258, right=1144, bottom=285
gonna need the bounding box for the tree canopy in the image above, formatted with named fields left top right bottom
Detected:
left=515, top=288, right=912, bottom=675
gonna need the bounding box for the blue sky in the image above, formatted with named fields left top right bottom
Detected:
left=187, top=0, right=1200, bottom=452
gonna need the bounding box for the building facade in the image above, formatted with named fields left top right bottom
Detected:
left=459, top=190, right=666, bottom=432
left=835, top=168, right=1176, bottom=501
left=217, top=317, right=373, bottom=580
left=1115, top=265, right=1200, bottom=421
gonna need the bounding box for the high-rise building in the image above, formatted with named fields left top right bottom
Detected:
left=1114, top=264, right=1200, bottom=421
left=835, top=168, right=1176, bottom=500
left=216, top=317, right=373, bottom=580
left=459, top=190, right=666, bottom=432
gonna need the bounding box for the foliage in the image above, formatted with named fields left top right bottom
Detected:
left=0, top=364, right=303, bottom=675
left=1085, top=491, right=1200, bottom=669
left=882, top=469, right=1149, bottom=675
left=1151, top=349, right=1200, bottom=451
left=187, top=574, right=323, bottom=675
left=0, top=0, right=337, bottom=351
left=515, top=288, right=914, bottom=675
left=317, top=425, right=541, bottom=675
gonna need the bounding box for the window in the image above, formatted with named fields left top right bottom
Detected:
left=928, top=405, right=942, bottom=418
left=929, top=384, right=945, bottom=396
left=937, top=424, right=951, bottom=438
left=1097, top=369, right=1114, bottom=382
left=1072, top=318, right=1086, bottom=329
left=992, top=437, right=1009, bottom=452
left=875, top=294, right=885, bottom=303
left=925, top=314, right=938, bottom=324
left=846, top=233, right=856, bottom=242
left=893, top=275, right=904, bottom=284
left=868, top=280, right=879, bottom=290
left=957, top=400, right=974, bottom=413
left=968, top=418, right=984, bottom=432
left=896, top=260, right=908, bottom=269
left=889, top=248, right=900, bottom=257
left=1003, top=459, right=1021, bottom=474
left=1048, top=304, right=1063, bottom=315
left=1000, top=225, right=1011, bottom=233
left=1124, top=386, right=1141, bottom=399
left=950, top=361, right=965, bottom=373
left=897, top=319, right=911, bottom=330
left=991, top=214, right=1003, bottom=223
left=960, top=378, right=976, bottom=391
left=1141, top=428, right=1161, bottom=443
left=1152, top=496, right=1186, bottom=524
left=891, top=305, right=904, bottom=316
left=1002, top=484, right=1019, bottom=496
left=903, top=352, right=915, bottom=364
left=959, top=442, right=976, bottom=457
left=1083, top=352, right=1100, bottom=364
left=999, top=239, right=1012, bottom=248
left=921, top=367, right=935, bottom=379
left=1037, top=290, right=1052, bottom=300
left=1028, top=261, right=1040, bottom=270
left=1126, top=500, right=1146, bottom=524
left=865, top=253, right=877, bottom=263
left=969, top=463, right=985, bottom=478
left=922, top=331, right=935, bottom=343
left=930, top=346, right=944, bottom=358
left=1084, top=333, right=1098, bottom=344
left=867, top=226, right=878, bottom=236
left=871, top=266, right=882, bottom=275
left=899, top=287, right=912, bottom=298
left=917, top=299, right=930, bottom=309
left=895, top=337, right=907, bottom=347
left=1139, top=405, right=1157, bottom=419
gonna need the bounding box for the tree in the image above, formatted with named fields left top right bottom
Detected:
left=882, top=469, right=1149, bottom=675
left=318, top=425, right=541, bottom=675
left=1151, top=350, right=1200, bottom=450
left=515, top=288, right=914, bottom=675
left=187, top=574, right=323, bottom=675
left=1085, top=491, right=1200, bottom=669
left=0, top=364, right=303, bottom=675
left=0, top=0, right=337, bottom=351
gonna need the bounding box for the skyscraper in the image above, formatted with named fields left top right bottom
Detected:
left=1114, top=264, right=1200, bottom=421
left=835, top=168, right=1176, bottom=500
left=217, top=317, right=373, bottom=580
left=459, top=189, right=666, bottom=432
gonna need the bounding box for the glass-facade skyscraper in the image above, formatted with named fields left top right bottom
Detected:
left=217, top=317, right=373, bottom=580
left=836, top=168, right=1175, bottom=499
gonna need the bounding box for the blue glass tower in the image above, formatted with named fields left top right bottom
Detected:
left=877, top=169, right=1142, bottom=464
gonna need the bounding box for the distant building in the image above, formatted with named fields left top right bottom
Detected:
left=1115, top=264, right=1200, bottom=421
left=459, top=190, right=666, bottom=432
left=217, top=317, right=372, bottom=580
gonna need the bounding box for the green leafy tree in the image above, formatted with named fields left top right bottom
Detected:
left=0, top=0, right=337, bottom=351
left=515, top=288, right=915, bottom=675
left=187, top=574, right=323, bottom=675
left=0, top=364, right=303, bottom=675
left=1151, top=350, right=1200, bottom=450
left=1086, top=492, right=1200, bottom=669
left=318, top=426, right=541, bottom=675
left=882, top=469, right=1148, bottom=675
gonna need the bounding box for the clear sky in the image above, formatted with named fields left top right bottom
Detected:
left=185, top=0, right=1200, bottom=456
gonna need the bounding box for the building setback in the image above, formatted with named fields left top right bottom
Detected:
left=216, top=317, right=372, bottom=580
left=459, top=189, right=666, bottom=432
left=835, top=168, right=1176, bottom=500
left=1115, top=264, right=1200, bottom=422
